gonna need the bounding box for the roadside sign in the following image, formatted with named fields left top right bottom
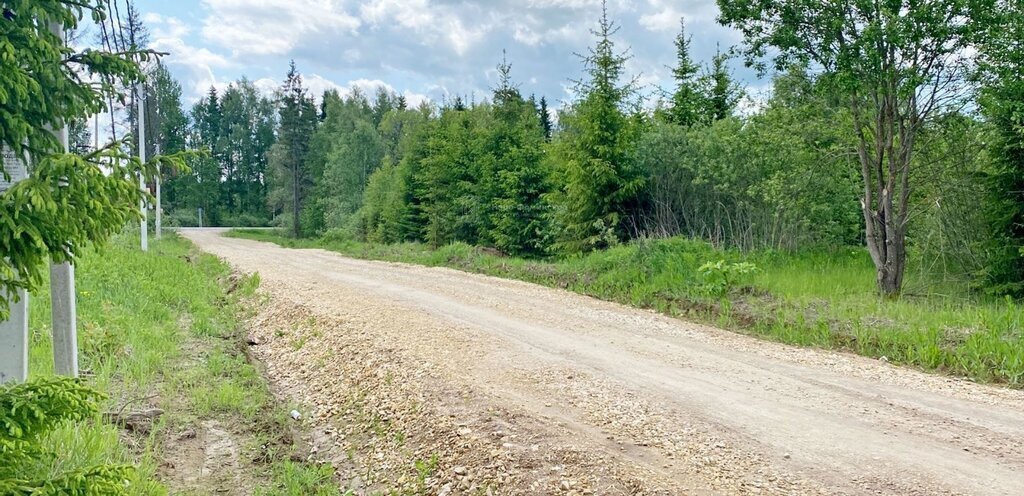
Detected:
left=1, top=145, right=29, bottom=194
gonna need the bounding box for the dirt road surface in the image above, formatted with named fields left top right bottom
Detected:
left=183, top=229, right=1024, bottom=495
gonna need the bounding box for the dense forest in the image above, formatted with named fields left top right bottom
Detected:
left=135, top=1, right=1024, bottom=298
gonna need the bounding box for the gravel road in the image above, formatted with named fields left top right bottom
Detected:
left=183, top=229, right=1024, bottom=495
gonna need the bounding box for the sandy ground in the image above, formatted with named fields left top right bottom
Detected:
left=183, top=229, right=1024, bottom=495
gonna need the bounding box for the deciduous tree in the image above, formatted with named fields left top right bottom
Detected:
left=719, top=0, right=995, bottom=296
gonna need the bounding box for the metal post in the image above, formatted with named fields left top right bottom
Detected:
left=198, top=208, right=203, bottom=228
left=138, top=82, right=148, bottom=251
left=155, top=144, right=162, bottom=240
left=48, top=22, right=77, bottom=377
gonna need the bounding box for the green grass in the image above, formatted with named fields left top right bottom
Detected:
left=15, top=233, right=342, bottom=494
left=230, top=229, right=1024, bottom=387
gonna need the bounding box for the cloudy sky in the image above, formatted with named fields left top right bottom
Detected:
left=134, top=0, right=763, bottom=108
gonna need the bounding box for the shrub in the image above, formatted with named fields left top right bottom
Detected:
left=0, top=378, right=133, bottom=495
left=698, top=260, right=759, bottom=297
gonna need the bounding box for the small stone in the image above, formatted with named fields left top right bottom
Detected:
left=453, top=466, right=468, bottom=476
left=457, top=427, right=472, bottom=436
left=560, top=480, right=571, bottom=491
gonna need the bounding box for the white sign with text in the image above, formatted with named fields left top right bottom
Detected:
left=1, top=145, right=29, bottom=194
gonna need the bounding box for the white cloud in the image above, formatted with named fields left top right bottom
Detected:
left=139, top=0, right=759, bottom=115
left=359, top=0, right=490, bottom=56
left=639, top=8, right=680, bottom=32
left=145, top=14, right=233, bottom=103
left=640, top=0, right=720, bottom=32
left=145, top=13, right=191, bottom=39
left=200, top=0, right=361, bottom=56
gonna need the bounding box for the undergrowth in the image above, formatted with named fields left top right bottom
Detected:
left=4, top=233, right=343, bottom=494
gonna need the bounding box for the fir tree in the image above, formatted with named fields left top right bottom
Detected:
left=702, top=46, right=743, bottom=120
left=269, top=61, right=319, bottom=237
left=487, top=56, right=549, bottom=255
left=667, top=18, right=705, bottom=126
left=547, top=0, right=644, bottom=253
left=538, top=96, right=553, bottom=140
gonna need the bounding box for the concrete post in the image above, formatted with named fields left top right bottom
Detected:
left=48, top=22, right=78, bottom=378
left=138, top=82, right=148, bottom=251
left=50, top=262, right=77, bottom=376
left=48, top=63, right=78, bottom=376
left=155, top=144, right=162, bottom=240
left=0, top=290, right=28, bottom=384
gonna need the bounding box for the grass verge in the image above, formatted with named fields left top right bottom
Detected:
left=229, top=229, right=1024, bottom=388
left=14, top=233, right=343, bottom=495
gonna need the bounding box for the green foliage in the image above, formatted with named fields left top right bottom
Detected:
left=700, top=48, right=743, bottom=121
left=416, top=104, right=491, bottom=246
left=268, top=62, right=319, bottom=237
left=312, top=90, right=385, bottom=232
left=547, top=2, right=645, bottom=253
left=665, top=19, right=705, bottom=127
left=0, top=143, right=157, bottom=319
left=0, top=0, right=182, bottom=316
left=979, top=0, right=1024, bottom=295
left=0, top=378, right=133, bottom=495
left=172, top=80, right=276, bottom=227
left=0, top=1, right=149, bottom=160
left=698, top=260, right=758, bottom=297
left=718, top=0, right=996, bottom=296
left=353, top=60, right=550, bottom=255
left=482, top=58, right=550, bottom=256
left=637, top=68, right=862, bottom=252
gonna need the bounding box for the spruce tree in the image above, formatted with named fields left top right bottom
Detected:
left=667, top=19, right=705, bottom=126
left=702, top=46, right=743, bottom=121
left=538, top=96, right=553, bottom=140
left=486, top=56, right=549, bottom=255
left=981, top=0, right=1024, bottom=294
left=269, top=61, right=319, bottom=237
left=548, top=0, right=644, bottom=253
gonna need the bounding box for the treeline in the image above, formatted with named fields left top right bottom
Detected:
left=154, top=1, right=1022, bottom=297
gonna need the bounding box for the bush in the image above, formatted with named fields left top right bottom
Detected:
left=698, top=260, right=759, bottom=297
left=0, top=378, right=133, bottom=495
left=165, top=209, right=199, bottom=227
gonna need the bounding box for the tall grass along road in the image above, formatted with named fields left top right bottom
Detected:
left=185, top=229, right=1024, bottom=495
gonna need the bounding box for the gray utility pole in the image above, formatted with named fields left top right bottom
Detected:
left=50, top=18, right=77, bottom=377
left=50, top=68, right=78, bottom=377
left=48, top=21, right=78, bottom=377
left=155, top=143, right=162, bottom=239
left=138, top=82, right=148, bottom=251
